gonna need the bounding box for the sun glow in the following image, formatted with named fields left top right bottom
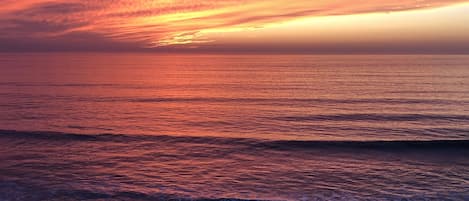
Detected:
left=0, top=0, right=468, bottom=52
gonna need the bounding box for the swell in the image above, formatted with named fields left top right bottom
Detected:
left=1, top=130, right=468, bottom=151
left=1, top=93, right=468, bottom=105
left=273, top=113, right=469, bottom=122
left=261, top=139, right=469, bottom=151
left=0, top=180, right=254, bottom=201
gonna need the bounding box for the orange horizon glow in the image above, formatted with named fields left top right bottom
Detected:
left=1, top=0, right=468, bottom=53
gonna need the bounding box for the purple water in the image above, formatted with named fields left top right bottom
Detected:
left=0, top=53, right=468, bottom=200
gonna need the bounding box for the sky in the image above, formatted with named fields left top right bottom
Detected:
left=1, top=0, right=469, bottom=53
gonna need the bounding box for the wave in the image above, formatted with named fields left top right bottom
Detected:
left=119, top=97, right=469, bottom=106
left=1, top=130, right=468, bottom=151
left=0, top=130, right=100, bottom=141
left=273, top=113, right=469, bottom=122
left=1, top=179, right=467, bottom=201
left=0, top=181, right=255, bottom=201
left=0, top=82, right=127, bottom=87
left=1, top=92, right=468, bottom=105
left=261, top=139, right=469, bottom=151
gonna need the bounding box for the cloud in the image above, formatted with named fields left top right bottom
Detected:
left=0, top=0, right=466, bottom=51
left=0, top=32, right=144, bottom=52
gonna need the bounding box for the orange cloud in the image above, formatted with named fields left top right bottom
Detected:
left=0, top=0, right=467, bottom=49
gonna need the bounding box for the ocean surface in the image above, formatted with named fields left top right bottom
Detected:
left=0, top=53, right=468, bottom=200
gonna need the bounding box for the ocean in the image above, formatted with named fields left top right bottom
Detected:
left=0, top=53, right=468, bottom=200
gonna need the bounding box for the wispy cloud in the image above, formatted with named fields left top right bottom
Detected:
left=0, top=0, right=466, bottom=50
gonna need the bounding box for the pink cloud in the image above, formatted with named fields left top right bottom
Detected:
left=0, top=0, right=466, bottom=49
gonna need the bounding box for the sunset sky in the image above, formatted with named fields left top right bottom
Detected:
left=1, top=0, right=468, bottom=53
